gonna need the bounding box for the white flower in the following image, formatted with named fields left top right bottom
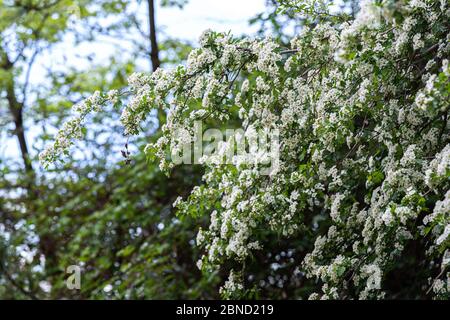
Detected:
left=362, top=264, right=382, bottom=290
left=436, top=225, right=450, bottom=245
left=172, top=196, right=183, bottom=208
left=412, top=34, right=424, bottom=50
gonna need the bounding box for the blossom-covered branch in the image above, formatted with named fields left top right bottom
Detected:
left=41, top=0, right=450, bottom=299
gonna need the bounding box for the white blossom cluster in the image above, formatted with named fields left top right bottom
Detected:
left=39, top=89, right=121, bottom=167
left=42, top=0, right=449, bottom=299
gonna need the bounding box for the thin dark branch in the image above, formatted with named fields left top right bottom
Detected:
left=21, top=47, right=40, bottom=105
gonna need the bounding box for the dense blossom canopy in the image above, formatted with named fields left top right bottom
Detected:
left=41, top=0, right=449, bottom=299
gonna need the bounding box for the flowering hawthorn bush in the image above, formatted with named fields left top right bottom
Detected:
left=41, top=0, right=449, bottom=299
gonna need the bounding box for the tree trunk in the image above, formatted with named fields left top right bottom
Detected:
left=14, top=112, right=33, bottom=174
left=147, top=0, right=166, bottom=126
left=2, top=53, right=34, bottom=175
left=147, top=0, right=160, bottom=72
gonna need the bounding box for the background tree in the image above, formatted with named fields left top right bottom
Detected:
left=0, top=0, right=219, bottom=299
